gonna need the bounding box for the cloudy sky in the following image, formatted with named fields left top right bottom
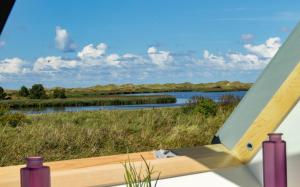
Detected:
left=0, top=0, right=300, bottom=89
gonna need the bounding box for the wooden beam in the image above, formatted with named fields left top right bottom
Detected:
left=0, top=144, right=242, bottom=187
left=232, top=62, right=300, bottom=163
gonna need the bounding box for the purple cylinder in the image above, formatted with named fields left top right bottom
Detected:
left=263, top=140, right=276, bottom=187
left=20, top=157, right=51, bottom=187
left=263, top=133, right=287, bottom=187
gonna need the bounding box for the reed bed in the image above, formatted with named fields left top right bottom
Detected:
left=0, top=95, right=176, bottom=109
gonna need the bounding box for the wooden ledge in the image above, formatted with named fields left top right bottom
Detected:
left=0, top=144, right=242, bottom=187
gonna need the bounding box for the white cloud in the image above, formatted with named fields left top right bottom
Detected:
left=0, top=58, right=24, bottom=73
left=147, top=47, right=173, bottom=67
left=33, top=56, right=77, bottom=72
left=201, top=37, right=281, bottom=71
left=227, top=53, right=267, bottom=70
left=78, top=43, right=107, bottom=59
left=106, top=54, right=121, bottom=67
left=202, top=50, right=229, bottom=70
left=244, top=37, right=281, bottom=58
left=55, top=26, right=76, bottom=52
left=241, top=34, right=255, bottom=42
left=0, top=36, right=283, bottom=86
left=0, top=41, right=5, bottom=48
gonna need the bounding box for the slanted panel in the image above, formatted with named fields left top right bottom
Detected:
left=217, top=23, right=300, bottom=153
left=232, top=64, right=300, bottom=162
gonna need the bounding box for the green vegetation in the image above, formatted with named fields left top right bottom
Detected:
left=0, top=107, right=27, bottom=127
left=0, top=96, right=239, bottom=166
left=66, top=81, right=251, bottom=97
left=29, top=84, right=47, bottom=99
left=0, top=81, right=248, bottom=108
left=52, top=88, right=67, bottom=99
left=4, top=81, right=250, bottom=100
left=18, top=86, right=30, bottom=97
left=0, top=95, right=176, bottom=108
left=0, top=87, right=7, bottom=100
left=123, top=156, right=160, bottom=187
left=183, top=96, right=218, bottom=117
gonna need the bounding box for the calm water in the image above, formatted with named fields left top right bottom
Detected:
left=13, top=91, right=246, bottom=114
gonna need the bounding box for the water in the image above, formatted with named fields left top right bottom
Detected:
left=12, top=91, right=246, bottom=114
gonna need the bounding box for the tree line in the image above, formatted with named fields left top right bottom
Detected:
left=0, top=84, right=66, bottom=100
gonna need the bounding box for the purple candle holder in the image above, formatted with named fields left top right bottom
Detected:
left=263, top=133, right=287, bottom=187
left=20, top=157, right=51, bottom=187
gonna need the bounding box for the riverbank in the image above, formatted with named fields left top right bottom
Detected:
left=0, top=98, right=236, bottom=166
left=0, top=95, right=176, bottom=108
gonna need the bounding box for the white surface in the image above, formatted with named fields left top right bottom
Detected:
left=248, top=100, right=300, bottom=187
left=113, top=166, right=260, bottom=187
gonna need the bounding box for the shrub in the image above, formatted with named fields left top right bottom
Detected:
left=183, top=96, right=218, bottom=117
left=219, top=94, right=241, bottom=106
left=0, top=87, right=7, bottom=100
left=1, top=113, right=27, bottom=127
left=219, top=94, right=242, bottom=112
left=30, top=84, right=47, bottom=99
left=18, top=86, right=30, bottom=97
left=0, top=106, right=9, bottom=116
left=0, top=106, right=27, bottom=127
left=52, top=88, right=67, bottom=99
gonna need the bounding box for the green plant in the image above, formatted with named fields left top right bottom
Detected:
left=0, top=106, right=27, bottom=127
left=183, top=96, right=218, bottom=117
left=18, top=86, right=30, bottom=97
left=0, top=87, right=7, bottom=100
left=123, top=156, right=160, bottom=187
left=30, top=84, right=47, bottom=99
left=1, top=112, right=27, bottom=127
left=52, top=88, right=67, bottom=99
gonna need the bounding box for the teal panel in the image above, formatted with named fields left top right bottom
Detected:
left=217, top=22, right=300, bottom=149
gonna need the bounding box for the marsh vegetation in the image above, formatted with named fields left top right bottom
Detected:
left=0, top=95, right=240, bottom=166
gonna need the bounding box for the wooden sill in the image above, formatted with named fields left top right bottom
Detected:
left=0, top=144, right=242, bottom=187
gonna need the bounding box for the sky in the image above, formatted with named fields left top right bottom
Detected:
left=1, top=0, right=300, bottom=89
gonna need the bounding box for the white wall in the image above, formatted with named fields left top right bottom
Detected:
left=248, top=100, right=300, bottom=187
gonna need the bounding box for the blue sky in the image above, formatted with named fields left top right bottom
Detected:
left=1, top=0, right=300, bottom=89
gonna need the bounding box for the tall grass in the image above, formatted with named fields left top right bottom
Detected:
left=123, top=156, right=160, bottom=187
left=0, top=96, right=239, bottom=167
left=0, top=95, right=176, bottom=108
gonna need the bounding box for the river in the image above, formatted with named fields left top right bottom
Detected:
left=12, top=91, right=246, bottom=114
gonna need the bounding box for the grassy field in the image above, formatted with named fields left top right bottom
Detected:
left=5, top=81, right=251, bottom=99
left=66, top=81, right=251, bottom=97
left=0, top=95, right=176, bottom=108
left=0, top=96, right=238, bottom=166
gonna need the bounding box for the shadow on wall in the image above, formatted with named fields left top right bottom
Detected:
left=249, top=152, right=300, bottom=187
left=215, top=166, right=260, bottom=187
left=171, top=145, right=261, bottom=187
